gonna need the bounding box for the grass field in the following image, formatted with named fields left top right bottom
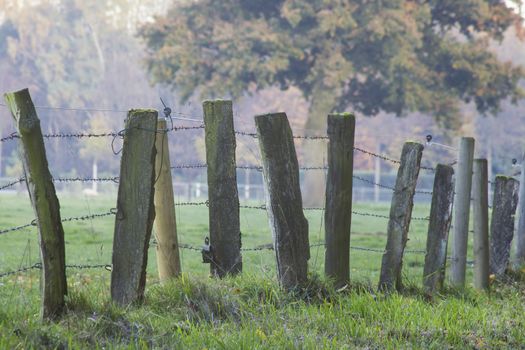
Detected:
left=1, top=192, right=524, bottom=349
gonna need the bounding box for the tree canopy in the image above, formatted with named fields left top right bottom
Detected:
left=140, top=0, right=525, bottom=129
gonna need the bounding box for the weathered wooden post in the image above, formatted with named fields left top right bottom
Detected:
left=472, top=159, right=490, bottom=290
left=450, top=137, right=475, bottom=288
left=203, top=100, right=241, bottom=277
left=490, top=175, right=519, bottom=277
left=423, top=164, right=454, bottom=294
left=153, top=118, right=181, bottom=280
left=515, top=152, right=525, bottom=267
left=4, top=88, right=67, bottom=319
left=111, top=109, right=158, bottom=305
left=255, top=112, right=309, bottom=290
left=378, top=142, right=424, bottom=292
left=324, top=113, right=355, bottom=288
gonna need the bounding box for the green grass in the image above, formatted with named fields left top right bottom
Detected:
left=0, top=192, right=523, bottom=349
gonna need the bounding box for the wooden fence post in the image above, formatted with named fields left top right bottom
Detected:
left=423, top=164, right=454, bottom=295
left=4, top=88, right=67, bottom=320
left=515, top=152, right=525, bottom=267
left=490, top=175, right=519, bottom=277
left=472, top=159, right=490, bottom=290
left=324, top=113, right=355, bottom=288
left=378, top=142, right=424, bottom=292
left=203, top=100, right=241, bottom=277
left=255, top=112, right=309, bottom=290
left=111, top=109, right=158, bottom=305
left=450, top=137, right=475, bottom=288
left=153, top=119, right=181, bottom=280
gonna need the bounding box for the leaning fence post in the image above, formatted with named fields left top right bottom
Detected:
left=450, top=137, right=475, bottom=288
left=378, top=142, right=424, bottom=292
left=111, top=109, right=158, bottom=305
left=516, top=152, right=525, bottom=267
left=324, top=113, right=355, bottom=288
left=153, top=118, right=181, bottom=280
left=255, top=112, right=309, bottom=290
left=4, top=88, right=67, bottom=320
left=203, top=100, right=241, bottom=277
left=423, top=164, right=454, bottom=295
left=472, top=159, right=490, bottom=290
left=490, top=175, right=519, bottom=277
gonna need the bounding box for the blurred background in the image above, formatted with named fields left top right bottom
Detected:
left=0, top=0, right=524, bottom=204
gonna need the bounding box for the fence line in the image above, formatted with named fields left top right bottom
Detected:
left=0, top=101, right=514, bottom=290
left=2, top=240, right=479, bottom=280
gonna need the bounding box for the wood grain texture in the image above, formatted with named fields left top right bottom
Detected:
left=4, top=88, right=67, bottom=319
left=324, top=113, right=355, bottom=288
left=490, top=175, right=519, bottom=277
left=379, top=142, right=424, bottom=292
left=111, top=109, right=157, bottom=305
left=423, top=164, right=454, bottom=294
left=203, top=100, right=241, bottom=277
left=255, top=112, right=309, bottom=290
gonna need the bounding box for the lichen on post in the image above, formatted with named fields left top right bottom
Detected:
left=4, top=88, right=67, bottom=320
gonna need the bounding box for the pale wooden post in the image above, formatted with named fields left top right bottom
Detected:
left=111, top=109, right=158, bottom=305
left=450, top=137, right=475, bottom=288
left=203, top=100, right=241, bottom=277
left=255, top=112, right=309, bottom=290
left=423, top=164, right=454, bottom=294
left=4, top=88, right=67, bottom=320
left=153, top=119, right=181, bottom=280
left=490, top=176, right=519, bottom=277
left=472, top=159, right=490, bottom=290
left=324, top=113, right=355, bottom=288
left=379, top=142, right=424, bottom=292
left=516, top=152, right=525, bottom=267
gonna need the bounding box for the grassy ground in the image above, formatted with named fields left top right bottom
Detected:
left=0, top=192, right=524, bottom=349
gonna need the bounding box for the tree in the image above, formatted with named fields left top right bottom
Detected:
left=140, top=0, right=524, bottom=126
left=140, top=0, right=524, bottom=204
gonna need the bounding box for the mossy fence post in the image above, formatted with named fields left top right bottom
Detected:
left=423, top=164, right=454, bottom=295
left=255, top=112, right=309, bottom=290
left=4, top=88, right=67, bottom=320
left=450, top=137, right=475, bottom=288
left=472, top=159, right=490, bottom=290
left=111, top=109, right=158, bottom=306
left=153, top=118, right=181, bottom=280
left=489, top=175, right=519, bottom=277
left=324, top=113, right=355, bottom=288
left=516, top=151, right=525, bottom=267
left=203, top=100, right=241, bottom=277
left=379, top=142, right=424, bottom=293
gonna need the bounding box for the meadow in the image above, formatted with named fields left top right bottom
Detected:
left=0, top=192, right=524, bottom=349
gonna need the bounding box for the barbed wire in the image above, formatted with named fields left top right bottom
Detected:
left=171, top=201, right=430, bottom=222
left=0, top=262, right=113, bottom=278
left=0, top=176, right=120, bottom=191
left=0, top=210, right=116, bottom=235
left=0, top=178, right=26, bottom=190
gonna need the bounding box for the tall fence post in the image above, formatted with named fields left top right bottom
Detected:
left=423, top=164, right=454, bottom=295
left=324, top=113, right=355, bottom=288
left=255, top=112, right=309, bottom=290
left=379, top=142, right=424, bottom=292
left=490, top=175, right=519, bottom=277
left=472, top=159, right=490, bottom=290
left=515, top=151, right=525, bottom=267
left=111, top=109, right=158, bottom=305
left=4, top=88, right=67, bottom=319
left=450, top=137, right=475, bottom=288
left=153, top=118, right=181, bottom=280
left=203, top=100, right=241, bottom=277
